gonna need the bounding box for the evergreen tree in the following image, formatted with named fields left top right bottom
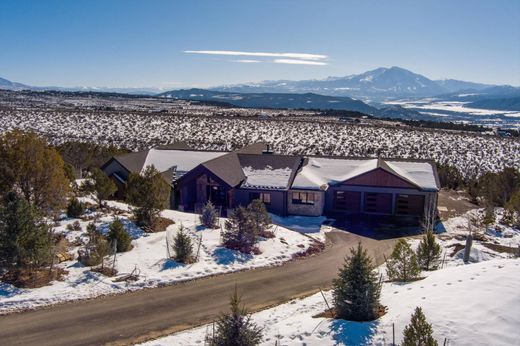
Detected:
left=386, top=239, right=421, bottom=281
left=172, top=225, right=194, bottom=263
left=416, top=230, right=442, bottom=271
left=82, top=168, right=117, bottom=207
left=223, top=206, right=258, bottom=254
left=402, top=307, right=438, bottom=346
left=333, top=243, right=381, bottom=321
left=200, top=201, right=218, bottom=228
left=79, top=222, right=110, bottom=266
left=208, top=287, right=263, bottom=346
left=0, top=192, right=53, bottom=270
left=107, top=218, right=132, bottom=252
left=247, top=199, right=272, bottom=236
left=66, top=197, right=85, bottom=218
left=126, top=165, right=170, bottom=229
left=0, top=130, right=70, bottom=216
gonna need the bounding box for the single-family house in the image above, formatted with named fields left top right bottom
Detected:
left=101, top=142, right=440, bottom=219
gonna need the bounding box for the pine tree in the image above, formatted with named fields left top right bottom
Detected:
left=79, top=222, right=109, bottom=266
left=0, top=192, right=53, bottom=270
left=416, top=230, right=442, bottom=271
left=208, top=286, right=263, bottom=346
left=0, top=130, right=70, bottom=216
left=126, top=165, right=170, bottom=229
left=386, top=239, right=421, bottom=282
left=172, top=225, right=194, bottom=263
left=66, top=197, right=85, bottom=218
left=223, top=206, right=258, bottom=254
left=107, top=218, right=132, bottom=252
left=402, top=307, right=438, bottom=346
left=200, top=201, right=218, bottom=228
left=247, top=199, right=272, bottom=237
left=333, top=243, right=381, bottom=321
left=82, top=168, right=117, bottom=207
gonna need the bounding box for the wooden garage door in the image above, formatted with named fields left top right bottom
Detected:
left=334, top=191, right=361, bottom=212
left=364, top=192, right=392, bottom=214
left=396, top=194, right=424, bottom=215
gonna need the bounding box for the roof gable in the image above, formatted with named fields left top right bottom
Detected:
left=341, top=167, right=419, bottom=189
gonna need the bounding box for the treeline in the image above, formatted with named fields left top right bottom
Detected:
left=437, top=163, right=520, bottom=215
left=398, top=119, right=487, bottom=133
left=56, top=141, right=129, bottom=178
left=0, top=130, right=137, bottom=287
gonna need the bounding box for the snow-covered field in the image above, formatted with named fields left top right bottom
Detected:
left=385, top=99, right=520, bottom=129
left=1, top=108, right=519, bottom=179
left=142, top=258, right=520, bottom=346
left=0, top=204, right=317, bottom=314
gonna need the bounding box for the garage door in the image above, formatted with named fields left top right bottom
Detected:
left=395, top=194, right=424, bottom=215
left=334, top=191, right=361, bottom=212
left=364, top=192, right=392, bottom=214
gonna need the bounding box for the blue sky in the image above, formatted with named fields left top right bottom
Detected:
left=1, top=0, right=519, bottom=88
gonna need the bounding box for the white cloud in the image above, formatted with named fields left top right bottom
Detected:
left=273, top=59, right=327, bottom=66
left=233, top=59, right=262, bottom=63
left=184, top=50, right=327, bottom=61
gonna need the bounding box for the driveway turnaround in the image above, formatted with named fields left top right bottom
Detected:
left=0, top=230, right=399, bottom=346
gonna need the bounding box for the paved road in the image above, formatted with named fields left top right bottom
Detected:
left=0, top=230, right=398, bottom=346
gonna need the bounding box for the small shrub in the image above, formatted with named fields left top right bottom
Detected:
left=200, top=201, right=219, bottom=228
left=402, top=307, right=438, bottom=346
left=172, top=225, right=194, bottom=264
left=107, top=218, right=132, bottom=252
left=386, top=239, right=421, bottom=282
left=416, top=230, right=442, bottom=271
left=78, top=222, right=110, bottom=266
left=66, top=198, right=85, bottom=218
left=66, top=220, right=82, bottom=232
left=207, top=287, right=263, bottom=346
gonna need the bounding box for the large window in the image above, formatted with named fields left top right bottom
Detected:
left=249, top=192, right=271, bottom=205
left=292, top=191, right=315, bottom=205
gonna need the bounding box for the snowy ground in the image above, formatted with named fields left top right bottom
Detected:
left=141, top=258, right=520, bottom=346
left=139, top=210, right=520, bottom=346
left=0, top=203, right=316, bottom=314
left=430, top=208, right=520, bottom=267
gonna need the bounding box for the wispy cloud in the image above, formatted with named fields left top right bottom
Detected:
left=184, top=50, right=327, bottom=61
left=273, top=59, right=327, bottom=66
left=233, top=59, right=262, bottom=63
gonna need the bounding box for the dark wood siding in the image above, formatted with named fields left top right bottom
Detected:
left=364, top=192, right=392, bottom=214
left=395, top=194, right=424, bottom=215
left=343, top=168, right=417, bottom=189
left=334, top=191, right=361, bottom=212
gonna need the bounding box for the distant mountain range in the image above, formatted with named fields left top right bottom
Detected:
left=2, top=66, right=520, bottom=115
left=212, top=66, right=519, bottom=102
left=0, top=77, right=160, bottom=95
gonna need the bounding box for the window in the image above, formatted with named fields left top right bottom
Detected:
left=250, top=192, right=271, bottom=205
left=292, top=192, right=315, bottom=205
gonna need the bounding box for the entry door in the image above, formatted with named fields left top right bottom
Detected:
left=364, top=192, right=392, bottom=214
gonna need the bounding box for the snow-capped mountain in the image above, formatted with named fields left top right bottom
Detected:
left=0, top=77, right=30, bottom=91
left=213, top=66, right=503, bottom=101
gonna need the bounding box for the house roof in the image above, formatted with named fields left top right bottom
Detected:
left=237, top=154, right=303, bottom=190
left=292, top=157, right=439, bottom=191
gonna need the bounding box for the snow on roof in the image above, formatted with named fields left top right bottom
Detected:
left=385, top=161, right=439, bottom=191
left=292, top=158, right=377, bottom=190
left=141, top=148, right=227, bottom=175
left=292, top=157, right=438, bottom=191
left=241, top=165, right=293, bottom=190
